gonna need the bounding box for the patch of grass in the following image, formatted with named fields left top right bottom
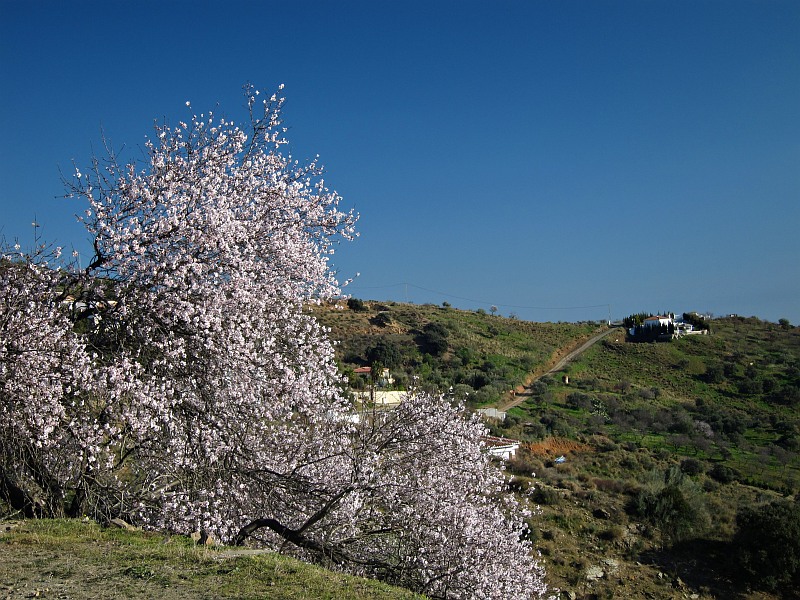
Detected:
left=312, top=301, right=599, bottom=405
left=0, top=519, right=423, bottom=600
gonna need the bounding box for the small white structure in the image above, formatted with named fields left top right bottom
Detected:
left=476, top=407, right=506, bottom=421
left=642, top=315, right=672, bottom=328
left=481, top=436, right=521, bottom=461
left=353, top=390, right=406, bottom=407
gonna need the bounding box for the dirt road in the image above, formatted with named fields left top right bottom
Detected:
left=499, top=326, right=621, bottom=411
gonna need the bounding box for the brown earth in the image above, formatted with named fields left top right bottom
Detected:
left=523, top=437, right=592, bottom=457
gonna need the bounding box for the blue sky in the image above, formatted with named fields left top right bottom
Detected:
left=2, top=1, right=798, bottom=324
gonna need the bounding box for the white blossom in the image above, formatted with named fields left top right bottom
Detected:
left=2, top=87, right=547, bottom=599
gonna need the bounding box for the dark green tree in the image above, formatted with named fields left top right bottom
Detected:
left=346, top=297, right=367, bottom=311
left=734, top=498, right=800, bottom=592
left=420, top=322, right=449, bottom=356
left=631, top=466, right=709, bottom=546
left=367, top=339, right=402, bottom=368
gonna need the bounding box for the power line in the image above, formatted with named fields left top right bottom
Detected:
left=344, top=281, right=608, bottom=312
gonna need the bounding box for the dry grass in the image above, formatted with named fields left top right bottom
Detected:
left=0, top=519, right=423, bottom=600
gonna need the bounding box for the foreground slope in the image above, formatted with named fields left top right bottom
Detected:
left=0, top=519, right=423, bottom=600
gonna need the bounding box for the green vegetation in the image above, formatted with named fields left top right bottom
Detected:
left=630, top=465, right=710, bottom=546
left=486, top=315, right=800, bottom=598
left=6, top=310, right=798, bottom=599
left=313, top=299, right=601, bottom=405
left=733, top=497, right=800, bottom=593
left=0, top=519, right=422, bottom=600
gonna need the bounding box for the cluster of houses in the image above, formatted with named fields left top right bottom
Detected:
left=628, top=314, right=708, bottom=341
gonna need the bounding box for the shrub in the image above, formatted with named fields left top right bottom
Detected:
left=680, top=458, right=704, bottom=476
left=738, top=378, right=763, bottom=395
left=734, top=498, right=800, bottom=592
left=589, top=435, right=618, bottom=452
left=507, top=453, right=542, bottom=477
left=371, top=311, right=392, bottom=327
left=771, top=384, right=800, bottom=406
left=598, top=526, right=624, bottom=542
left=566, top=392, right=593, bottom=411
left=346, top=297, right=367, bottom=311
left=530, top=381, right=549, bottom=397
left=530, top=486, right=561, bottom=506
left=367, top=339, right=403, bottom=368
left=630, top=466, right=709, bottom=546
left=592, top=478, right=627, bottom=494
left=708, top=463, right=739, bottom=484
left=703, top=363, right=725, bottom=383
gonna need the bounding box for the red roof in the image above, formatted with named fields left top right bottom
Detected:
left=481, top=436, right=521, bottom=447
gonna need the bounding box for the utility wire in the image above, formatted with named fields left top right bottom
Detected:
left=344, top=281, right=608, bottom=312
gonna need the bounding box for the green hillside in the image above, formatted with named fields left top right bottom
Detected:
left=487, top=315, right=800, bottom=599
left=318, top=305, right=800, bottom=598
left=5, top=309, right=799, bottom=599
left=312, top=299, right=602, bottom=405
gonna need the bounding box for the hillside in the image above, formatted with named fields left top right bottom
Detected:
left=4, top=309, right=799, bottom=599
left=0, top=519, right=423, bottom=600
left=317, top=305, right=800, bottom=598
left=312, top=299, right=603, bottom=406
left=488, top=315, right=800, bottom=599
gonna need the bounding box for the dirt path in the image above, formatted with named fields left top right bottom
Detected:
left=498, top=326, right=621, bottom=411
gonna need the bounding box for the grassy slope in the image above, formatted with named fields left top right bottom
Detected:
left=492, top=316, right=800, bottom=599
left=5, top=311, right=798, bottom=600
left=312, top=299, right=602, bottom=405
left=316, top=304, right=800, bottom=598
left=0, top=519, right=423, bottom=600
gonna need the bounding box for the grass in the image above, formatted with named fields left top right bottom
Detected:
left=4, top=313, right=797, bottom=600
left=312, top=299, right=601, bottom=405
left=490, top=316, right=800, bottom=598
left=0, top=519, right=423, bottom=600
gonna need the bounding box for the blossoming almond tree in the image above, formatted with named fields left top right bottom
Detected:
left=66, top=84, right=358, bottom=531
left=0, top=247, right=120, bottom=517
left=4, top=86, right=549, bottom=598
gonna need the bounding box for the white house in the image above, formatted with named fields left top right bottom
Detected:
left=481, top=436, right=521, bottom=461
left=352, top=390, right=406, bottom=407
left=642, top=315, right=672, bottom=328
left=476, top=407, right=506, bottom=421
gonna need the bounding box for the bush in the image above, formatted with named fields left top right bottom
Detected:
left=598, top=526, right=624, bottom=542
left=738, top=378, right=763, bottom=395
left=566, top=392, right=592, bottom=411
left=589, top=435, right=617, bottom=452
left=734, top=498, right=800, bottom=592
left=530, top=486, right=561, bottom=506
left=347, top=297, right=368, bottom=311
left=771, top=384, right=800, bottom=406
left=507, top=452, right=542, bottom=477
left=529, top=381, right=549, bottom=397
left=592, top=478, right=627, bottom=494
left=680, top=458, right=704, bottom=476
left=418, top=322, right=449, bottom=356
left=630, top=466, right=709, bottom=546
left=371, top=311, right=392, bottom=327
left=367, top=339, right=403, bottom=368
left=703, top=363, right=725, bottom=383
left=708, top=463, right=739, bottom=484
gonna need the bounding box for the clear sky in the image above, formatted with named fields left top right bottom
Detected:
left=2, top=1, right=798, bottom=324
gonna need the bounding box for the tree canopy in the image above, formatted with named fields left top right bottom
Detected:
left=0, top=87, right=547, bottom=599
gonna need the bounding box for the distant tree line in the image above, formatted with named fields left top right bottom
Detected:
left=622, top=312, right=655, bottom=329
